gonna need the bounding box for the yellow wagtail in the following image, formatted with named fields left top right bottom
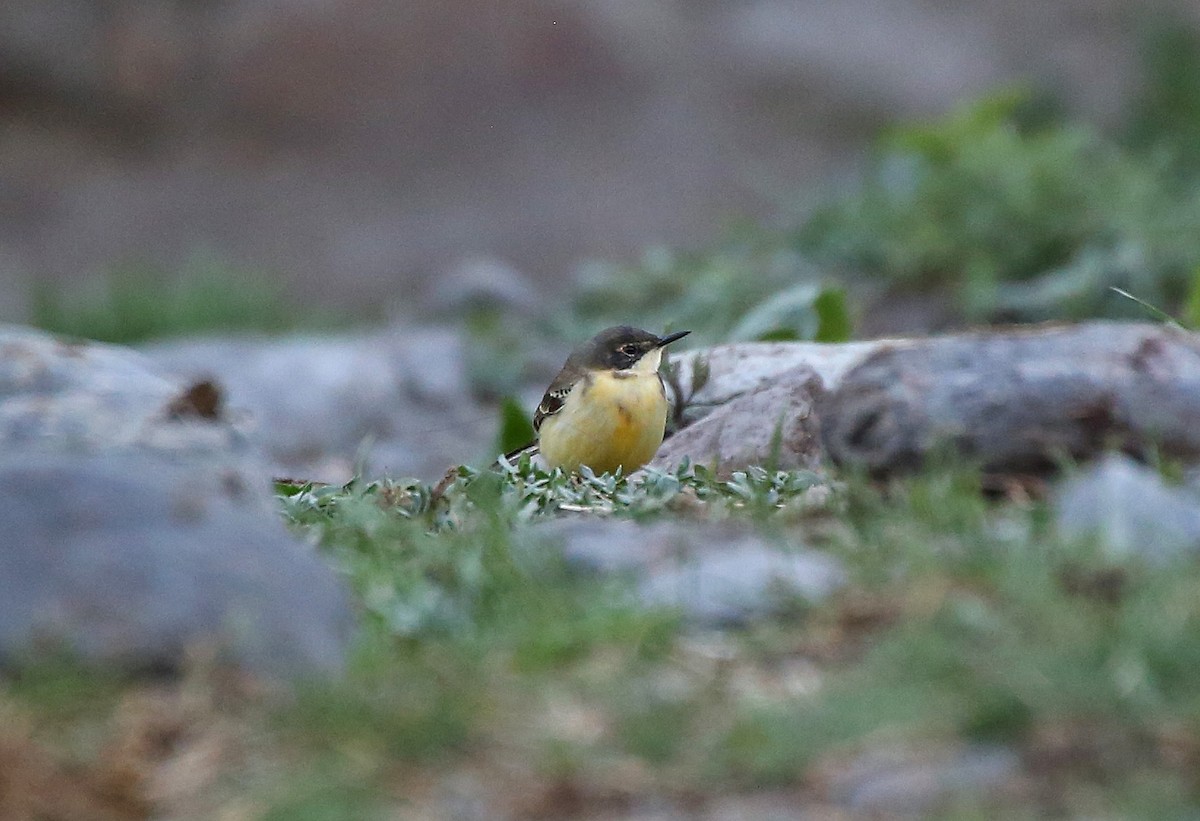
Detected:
left=509, top=326, right=691, bottom=474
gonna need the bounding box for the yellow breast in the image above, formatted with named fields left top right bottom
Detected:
left=538, top=370, right=668, bottom=475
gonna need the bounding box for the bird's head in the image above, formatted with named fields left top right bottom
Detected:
left=575, top=326, right=691, bottom=374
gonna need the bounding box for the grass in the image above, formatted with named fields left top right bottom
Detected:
left=4, top=460, right=1198, bottom=818
left=29, top=256, right=337, bottom=344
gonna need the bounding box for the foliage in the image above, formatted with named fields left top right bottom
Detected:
left=494, top=396, right=537, bottom=455
left=798, top=90, right=1200, bottom=321
left=570, top=241, right=853, bottom=346
left=271, top=461, right=1200, bottom=814
left=30, top=256, right=327, bottom=344
left=279, top=457, right=826, bottom=545
left=6, top=460, right=1200, bottom=816
left=1125, top=19, right=1200, bottom=177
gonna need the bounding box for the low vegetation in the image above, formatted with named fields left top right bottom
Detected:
left=797, top=90, right=1200, bottom=323
left=29, top=256, right=339, bottom=344
left=3, top=462, right=1198, bottom=817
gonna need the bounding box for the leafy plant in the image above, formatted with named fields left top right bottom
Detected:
left=494, top=396, right=537, bottom=455
left=1125, top=19, right=1200, bottom=177
left=570, top=241, right=853, bottom=345
left=799, top=91, right=1200, bottom=321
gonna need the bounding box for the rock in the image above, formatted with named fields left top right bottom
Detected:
left=1055, top=453, right=1200, bottom=563
left=674, top=324, right=1200, bottom=479
left=0, top=451, right=353, bottom=678
left=0, top=325, right=355, bottom=678
left=0, top=323, right=251, bottom=459
left=143, top=325, right=491, bottom=481
left=670, top=340, right=893, bottom=425
left=818, top=323, right=1200, bottom=475
left=645, top=338, right=895, bottom=475
left=815, top=743, right=1020, bottom=816
left=703, top=791, right=821, bottom=820
left=652, top=365, right=825, bottom=476
left=638, top=538, right=845, bottom=627
left=428, top=256, right=545, bottom=317
left=542, top=518, right=846, bottom=627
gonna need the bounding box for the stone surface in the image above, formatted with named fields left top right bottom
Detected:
left=143, top=325, right=492, bottom=481
left=1055, top=453, right=1200, bottom=563
left=652, top=365, right=826, bottom=476
left=0, top=452, right=354, bottom=678
left=671, top=341, right=894, bottom=423
left=0, top=323, right=251, bottom=459
left=818, top=322, right=1200, bottom=475
left=543, top=518, right=846, bottom=627
left=815, top=743, right=1021, bottom=816
left=0, top=325, right=356, bottom=678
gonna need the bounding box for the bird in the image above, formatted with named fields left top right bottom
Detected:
left=508, top=325, right=691, bottom=475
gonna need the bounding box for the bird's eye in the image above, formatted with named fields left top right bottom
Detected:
left=619, top=344, right=638, bottom=356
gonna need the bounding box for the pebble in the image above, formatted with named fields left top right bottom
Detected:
left=540, top=518, right=847, bottom=627
left=1055, top=453, right=1200, bottom=563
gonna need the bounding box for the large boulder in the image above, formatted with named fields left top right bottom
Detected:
left=0, top=325, right=355, bottom=678
left=0, top=451, right=353, bottom=678
left=664, top=323, right=1200, bottom=478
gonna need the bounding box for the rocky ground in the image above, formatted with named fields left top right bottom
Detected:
left=4, top=319, right=1200, bottom=817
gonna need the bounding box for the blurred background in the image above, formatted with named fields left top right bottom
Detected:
left=4, top=0, right=1200, bottom=336
left=10, top=5, right=1200, bottom=815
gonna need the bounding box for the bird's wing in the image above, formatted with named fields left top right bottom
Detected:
left=533, top=359, right=583, bottom=432
left=497, top=365, right=580, bottom=466
left=533, top=383, right=573, bottom=432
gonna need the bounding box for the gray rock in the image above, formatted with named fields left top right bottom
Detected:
left=0, top=325, right=355, bottom=678
left=0, top=451, right=354, bottom=678
left=428, top=256, right=545, bottom=317
left=670, top=340, right=896, bottom=423
left=143, top=325, right=492, bottom=481
left=652, top=365, right=825, bottom=477
left=1055, top=454, right=1200, bottom=563
left=819, top=323, right=1200, bottom=475
left=544, top=518, right=846, bottom=626
left=639, top=539, right=845, bottom=627
left=0, top=323, right=250, bottom=458
left=819, top=743, right=1020, bottom=816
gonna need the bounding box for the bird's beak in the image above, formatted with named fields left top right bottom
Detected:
left=656, top=330, right=691, bottom=348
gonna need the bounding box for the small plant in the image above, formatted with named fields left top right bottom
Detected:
left=570, top=241, right=853, bottom=346
left=1125, top=20, right=1200, bottom=177
left=279, top=457, right=830, bottom=537
left=798, top=90, right=1200, bottom=321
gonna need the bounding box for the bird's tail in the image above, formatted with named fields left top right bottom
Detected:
left=497, top=441, right=540, bottom=468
